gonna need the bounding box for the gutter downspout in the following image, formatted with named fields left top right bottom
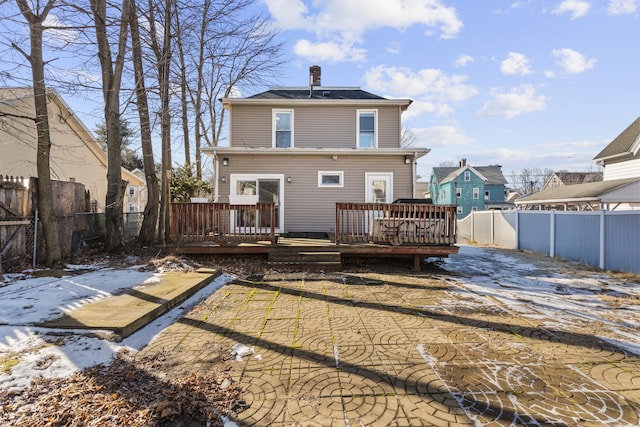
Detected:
left=411, top=152, right=417, bottom=198
left=213, top=151, right=220, bottom=202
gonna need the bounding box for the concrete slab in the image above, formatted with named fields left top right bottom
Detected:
left=39, top=269, right=221, bottom=338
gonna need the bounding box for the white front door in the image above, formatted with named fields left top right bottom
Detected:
left=230, top=174, right=284, bottom=233
left=365, top=173, right=393, bottom=203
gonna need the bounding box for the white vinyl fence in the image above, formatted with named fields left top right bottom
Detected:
left=458, top=210, right=640, bottom=275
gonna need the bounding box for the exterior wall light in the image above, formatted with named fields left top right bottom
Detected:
left=287, top=176, right=292, bottom=183
left=404, top=156, right=411, bottom=164
left=220, top=176, right=227, bottom=183
left=222, top=158, right=229, bottom=166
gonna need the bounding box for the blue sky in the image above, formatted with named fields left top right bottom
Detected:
left=3, top=0, right=639, bottom=184
left=254, top=0, right=640, bottom=182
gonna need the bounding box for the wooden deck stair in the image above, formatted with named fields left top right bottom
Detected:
left=267, top=248, right=342, bottom=268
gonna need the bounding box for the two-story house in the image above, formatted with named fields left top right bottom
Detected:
left=429, top=159, right=511, bottom=218
left=202, top=66, right=429, bottom=236
left=0, top=87, right=146, bottom=213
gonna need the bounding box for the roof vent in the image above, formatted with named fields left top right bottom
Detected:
left=322, top=91, right=331, bottom=97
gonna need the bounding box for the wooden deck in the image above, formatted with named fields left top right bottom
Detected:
left=169, top=237, right=459, bottom=270
left=168, top=202, right=459, bottom=269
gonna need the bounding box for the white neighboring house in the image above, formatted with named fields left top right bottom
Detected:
left=0, top=87, right=146, bottom=212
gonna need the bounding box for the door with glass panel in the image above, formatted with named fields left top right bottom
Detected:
left=231, top=175, right=283, bottom=233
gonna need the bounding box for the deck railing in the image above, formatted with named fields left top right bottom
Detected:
left=170, top=203, right=277, bottom=244
left=335, top=203, right=457, bottom=245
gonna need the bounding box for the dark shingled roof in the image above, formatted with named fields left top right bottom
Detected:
left=551, top=171, right=602, bottom=185
left=432, top=165, right=508, bottom=185
left=248, top=88, right=387, bottom=100
left=593, top=116, right=640, bottom=160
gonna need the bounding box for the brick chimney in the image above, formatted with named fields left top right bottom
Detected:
left=310, top=65, right=321, bottom=86
left=459, top=158, right=467, bottom=167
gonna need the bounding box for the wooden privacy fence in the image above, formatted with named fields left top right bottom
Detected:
left=170, top=203, right=277, bottom=244
left=336, top=203, right=457, bottom=245
left=0, top=176, right=30, bottom=271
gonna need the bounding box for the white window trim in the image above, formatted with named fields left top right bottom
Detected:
left=365, top=172, right=393, bottom=203
left=356, top=109, right=378, bottom=148
left=230, top=174, right=285, bottom=233
left=464, top=171, right=471, bottom=181
left=318, top=171, right=344, bottom=188
left=272, top=109, right=294, bottom=148
left=456, top=187, right=461, bottom=198
left=473, top=187, right=479, bottom=199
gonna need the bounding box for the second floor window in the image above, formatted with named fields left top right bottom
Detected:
left=456, top=187, right=461, bottom=198
left=273, top=109, right=293, bottom=148
left=357, top=110, right=377, bottom=148
left=484, top=190, right=490, bottom=200
left=129, top=187, right=135, bottom=196
left=473, top=187, right=479, bottom=199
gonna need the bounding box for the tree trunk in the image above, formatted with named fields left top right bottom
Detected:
left=14, top=0, right=62, bottom=267
left=175, top=13, right=191, bottom=169
left=130, top=2, right=159, bottom=245
left=149, top=0, right=173, bottom=244
left=90, top=0, right=131, bottom=252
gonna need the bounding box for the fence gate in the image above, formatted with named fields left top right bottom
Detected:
left=0, top=176, right=30, bottom=273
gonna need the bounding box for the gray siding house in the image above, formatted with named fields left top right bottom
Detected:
left=202, top=66, right=429, bottom=235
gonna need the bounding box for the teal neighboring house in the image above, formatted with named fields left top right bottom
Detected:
left=429, top=159, right=512, bottom=218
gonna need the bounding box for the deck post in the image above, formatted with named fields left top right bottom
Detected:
left=413, top=254, right=421, bottom=271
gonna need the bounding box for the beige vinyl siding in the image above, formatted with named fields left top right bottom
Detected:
left=217, top=154, right=413, bottom=232
left=0, top=97, right=109, bottom=210
left=230, top=105, right=402, bottom=149
left=230, top=105, right=272, bottom=148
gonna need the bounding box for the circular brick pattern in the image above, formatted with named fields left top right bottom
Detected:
left=235, top=372, right=287, bottom=425
left=288, top=369, right=398, bottom=426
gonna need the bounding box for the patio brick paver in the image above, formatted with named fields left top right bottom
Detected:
left=138, top=268, right=640, bottom=426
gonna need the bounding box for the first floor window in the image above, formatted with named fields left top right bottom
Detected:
left=456, top=187, right=462, bottom=198
left=318, top=171, right=344, bottom=187
left=457, top=206, right=463, bottom=214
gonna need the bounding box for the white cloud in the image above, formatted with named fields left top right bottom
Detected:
left=411, top=126, right=473, bottom=147
left=607, top=0, right=637, bottom=15
left=403, top=100, right=454, bottom=120
left=263, top=0, right=463, bottom=63
left=500, top=52, right=533, bottom=75
left=386, top=41, right=402, bottom=55
left=293, top=39, right=366, bottom=63
left=477, top=84, right=548, bottom=118
left=454, top=54, right=474, bottom=68
left=264, top=0, right=463, bottom=38
left=551, top=48, right=596, bottom=74
left=364, top=65, right=478, bottom=106
left=43, top=14, right=78, bottom=45
left=552, top=0, right=591, bottom=19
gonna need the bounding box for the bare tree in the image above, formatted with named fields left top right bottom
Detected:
left=145, top=0, right=173, bottom=244
left=129, top=0, right=158, bottom=245
left=510, top=167, right=554, bottom=194
left=13, top=0, right=62, bottom=267
left=89, top=0, right=131, bottom=252
left=177, top=0, right=284, bottom=179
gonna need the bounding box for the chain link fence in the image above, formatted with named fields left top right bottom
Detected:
left=1, top=212, right=144, bottom=272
